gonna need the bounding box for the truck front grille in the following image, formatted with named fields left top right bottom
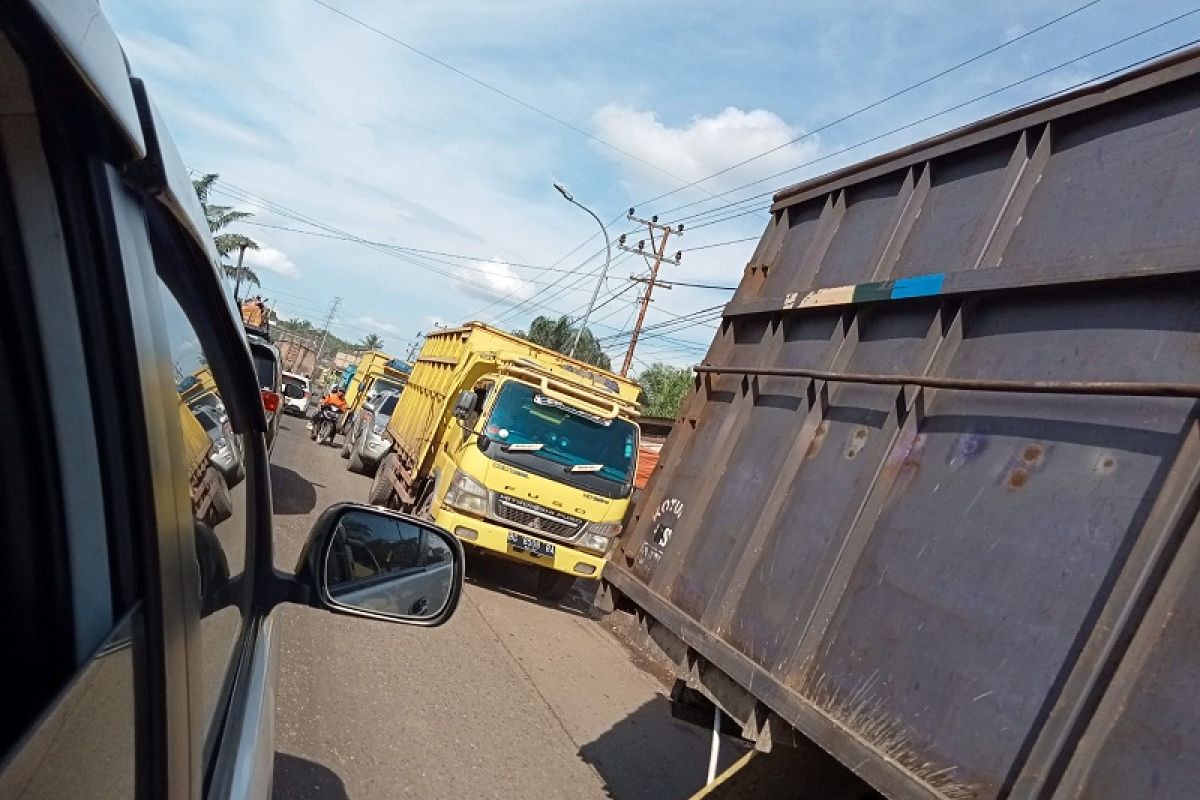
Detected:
left=494, top=494, right=584, bottom=541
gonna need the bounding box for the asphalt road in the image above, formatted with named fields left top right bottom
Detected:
left=268, top=415, right=726, bottom=800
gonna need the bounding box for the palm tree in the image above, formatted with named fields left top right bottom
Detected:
left=192, top=173, right=260, bottom=288
left=360, top=333, right=385, bottom=350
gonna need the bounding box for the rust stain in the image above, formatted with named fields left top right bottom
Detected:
left=882, top=430, right=927, bottom=495
left=806, top=421, right=830, bottom=459
left=1008, top=469, right=1029, bottom=489
left=1022, top=443, right=1045, bottom=465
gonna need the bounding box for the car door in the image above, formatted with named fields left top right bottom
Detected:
left=0, top=9, right=279, bottom=797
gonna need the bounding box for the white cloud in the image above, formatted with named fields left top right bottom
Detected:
left=243, top=245, right=299, bottom=278
left=453, top=259, right=534, bottom=304
left=355, top=316, right=403, bottom=335
left=591, top=105, right=820, bottom=192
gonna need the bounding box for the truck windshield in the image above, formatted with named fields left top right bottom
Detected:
left=484, top=382, right=636, bottom=487
left=372, top=378, right=404, bottom=396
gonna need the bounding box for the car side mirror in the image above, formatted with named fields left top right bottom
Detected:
left=291, top=503, right=464, bottom=626
left=451, top=389, right=475, bottom=420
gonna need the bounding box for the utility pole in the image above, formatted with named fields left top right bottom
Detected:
left=405, top=332, right=422, bottom=363
left=311, top=296, right=342, bottom=377
left=618, top=209, right=683, bottom=376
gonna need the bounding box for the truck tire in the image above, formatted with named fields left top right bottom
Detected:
left=534, top=569, right=576, bottom=602
left=367, top=454, right=397, bottom=507
left=340, top=437, right=352, bottom=458
left=205, top=468, right=233, bottom=527
left=347, top=433, right=367, bottom=475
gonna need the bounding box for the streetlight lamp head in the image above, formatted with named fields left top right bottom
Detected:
left=553, top=182, right=573, bottom=202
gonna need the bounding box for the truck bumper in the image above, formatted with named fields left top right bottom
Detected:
left=432, top=507, right=605, bottom=580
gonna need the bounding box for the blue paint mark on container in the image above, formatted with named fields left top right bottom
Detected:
left=892, top=272, right=946, bottom=299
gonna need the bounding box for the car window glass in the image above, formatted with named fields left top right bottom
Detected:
left=378, top=394, right=398, bottom=415
left=282, top=382, right=305, bottom=399
left=155, top=277, right=250, bottom=740
left=252, top=349, right=276, bottom=390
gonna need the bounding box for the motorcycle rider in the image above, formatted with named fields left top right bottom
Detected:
left=310, top=386, right=347, bottom=442
left=323, top=386, right=348, bottom=411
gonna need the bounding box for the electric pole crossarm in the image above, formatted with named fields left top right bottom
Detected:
left=630, top=276, right=673, bottom=289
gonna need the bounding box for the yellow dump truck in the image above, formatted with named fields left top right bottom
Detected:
left=343, top=350, right=409, bottom=408
left=340, top=350, right=409, bottom=432
left=178, top=396, right=232, bottom=528
left=367, top=322, right=641, bottom=600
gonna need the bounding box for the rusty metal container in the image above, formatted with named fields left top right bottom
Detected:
left=602, top=49, right=1200, bottom=800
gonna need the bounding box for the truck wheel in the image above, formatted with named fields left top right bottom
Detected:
left=340, top=428, right=353, bottom=458
left=205, top=468, right=233, bottom=527
left=534, top=569, right=576, bottom=602
left=347, top=434, right=367, bottom=475
left=367, top=455, right=396, bottom=507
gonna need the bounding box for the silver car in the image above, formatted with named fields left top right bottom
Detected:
left=344, top=389, right=400, bottom=475
left=195, top=406, right=246, bottom=487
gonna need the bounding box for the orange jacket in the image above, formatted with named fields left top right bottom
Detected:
left=322, top=393, right=347, bottom=410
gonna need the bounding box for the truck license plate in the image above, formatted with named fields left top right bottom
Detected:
left=507, top=531, right=556, bottom=558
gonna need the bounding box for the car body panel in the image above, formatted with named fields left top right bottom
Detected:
left=26, top=0, right=145, bottom=158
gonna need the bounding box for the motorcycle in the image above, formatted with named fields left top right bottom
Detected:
left=311, top=404, right=341, bottom=445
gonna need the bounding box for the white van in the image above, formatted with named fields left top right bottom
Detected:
left=282, top=371, right=312, bottom=416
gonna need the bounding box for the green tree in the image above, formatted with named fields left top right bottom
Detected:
left=192, top=173, right=260, bottom=289
left=637, top=362, right=692, bottom=418
left=516, top=315, right=611, bottom=371
left=360, top=333, right=385, bottom=351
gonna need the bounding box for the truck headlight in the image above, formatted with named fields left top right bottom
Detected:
left=442, top=469, right=489, bottom=516
left=579, top=522, right=622, bottom=554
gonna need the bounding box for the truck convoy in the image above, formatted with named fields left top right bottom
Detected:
left=599, top=51, right=1200, bottom=799
left=368, top=322, right=642, bottom=600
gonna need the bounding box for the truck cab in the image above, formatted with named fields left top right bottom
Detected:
left=370, top=323, right=641, bottom=601
left=438, top=373, right=637, bottom=597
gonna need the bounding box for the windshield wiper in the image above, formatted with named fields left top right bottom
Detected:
left=502, top=442, right=544, bottom=452
left=568, top=464, right=604, bottom=473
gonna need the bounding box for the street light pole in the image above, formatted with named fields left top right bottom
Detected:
left=553, top=183, right=611, bottom=359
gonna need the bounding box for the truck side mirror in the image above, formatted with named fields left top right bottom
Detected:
left=452, top=389, right=476, bottom=420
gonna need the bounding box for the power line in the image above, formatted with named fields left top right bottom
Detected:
left=635, top=0, right=1103, bottom=209
left=680, top=236, right=759, bottom=253
left=596, top=304, right=726, bottom=345
left=208, top=179, right=613, bottom=320
left=241, top=220, right=607, bottom=276
left=308, top=0, right=714, bottom=192
left=658, top=15, right=1200, bottom=229
left=476, top=1, right=1111, bottom=331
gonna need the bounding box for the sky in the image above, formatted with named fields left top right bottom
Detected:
left=107, top=0, right=1200, bottom=370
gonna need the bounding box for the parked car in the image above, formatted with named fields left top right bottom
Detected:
left=250, top=338, right=283, bottom=451
left=343, top=389, right=399, bottom=475
left=0, top=5, right=464, bottom=799
left=281, top=371, right=311, bottom=417
left=195, top=405, right=246, bottom=487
